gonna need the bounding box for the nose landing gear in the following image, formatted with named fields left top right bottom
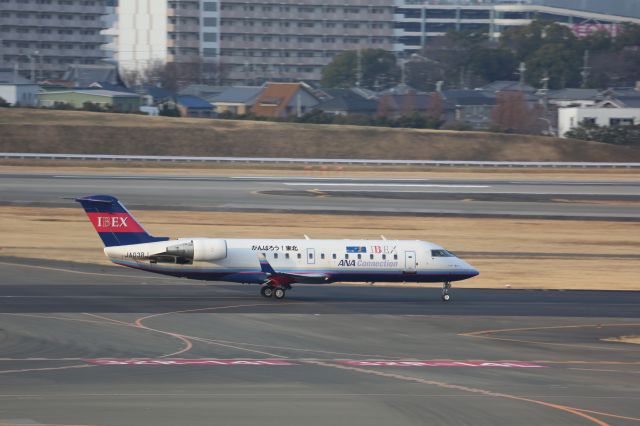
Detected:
left=442, top=282, right=452, bottom=302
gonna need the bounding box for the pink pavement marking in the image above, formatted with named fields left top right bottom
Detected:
left=84, top=359, right=296, bottom=366
left=336, top=360, right=545, bottom=368
left=84, top=359, right=545, bottom=368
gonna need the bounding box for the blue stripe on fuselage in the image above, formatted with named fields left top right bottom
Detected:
left=112, top=259, right=477, bottom=283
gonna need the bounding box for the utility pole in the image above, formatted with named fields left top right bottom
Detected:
left=517, top=62, right=526, bottom=86
left=580, top=50, right=591, bottom=88
left=27, top=54, right=35, bottom=82
left=356, top=49, right=362, bottom=87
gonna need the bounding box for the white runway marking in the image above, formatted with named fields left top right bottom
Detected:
left=284, top=183, right=491, bottom=188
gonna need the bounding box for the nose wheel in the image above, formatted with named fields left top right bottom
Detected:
left=441, top=282, right=452, bottom=302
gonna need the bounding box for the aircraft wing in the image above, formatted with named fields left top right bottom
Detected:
left=258, top=253, right=329, bottom=284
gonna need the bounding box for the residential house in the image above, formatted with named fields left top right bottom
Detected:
left=483, top=81, right=537, bottom=95
left=543, top=88, right=601, bottom=108
left=210, top=86, right=263, bottom=115
left=38, top=89, right=141, bottom=112
left=179, top=85, right=228, bottom=102
left=176, top=95, right=215, bottom=118
left=558, top=105, right=640, bottom=137
left=0, top=70, right=39, bottom=107
left=316, top=89, right=378, bottom=116
left=251, top=83, right=320, bottom=118
left=62, top=64, right=119, bottom=88
left=376, top=92, right=433, bottom=118
left=441, top=90, right=496, bottom=129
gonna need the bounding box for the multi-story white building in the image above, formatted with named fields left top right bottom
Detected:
left=393, top=0, right=640, bottom=54
left=0, top=0, right=110, bottom=80
left=218, top=0, right=394, bottom=84
left=115, top=0, right=219, bottom=75
left=112, top=0, right=640, bottom=84
left=115, top=0, right=393, bottom=84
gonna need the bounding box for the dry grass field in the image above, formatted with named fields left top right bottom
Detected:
left=2, top=109, right=640, bottom=162
left=1, top=206, right=638, bottom=290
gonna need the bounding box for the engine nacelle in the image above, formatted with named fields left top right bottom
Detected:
left=165, top=239, right=227, bottom=261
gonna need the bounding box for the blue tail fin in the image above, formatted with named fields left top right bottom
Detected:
left=75, top=195, right=168, bottom=247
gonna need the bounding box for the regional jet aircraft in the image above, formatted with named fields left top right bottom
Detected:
left=76, top=195, right=478, bottom=301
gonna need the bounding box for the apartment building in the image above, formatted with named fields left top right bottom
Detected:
left=0, top=0, right=109, bottom=80
left=393, top=1, right=640, bottom=54
left=113, top=0, right=640, bottom=84
left=116, top=0, right=219, bottom=74
left=219, top=0, right=394, bottom=84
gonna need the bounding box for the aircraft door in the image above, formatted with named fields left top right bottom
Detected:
left=404, top=251, right=416, bottom=273
left=307, top=248, right=315, bottom=264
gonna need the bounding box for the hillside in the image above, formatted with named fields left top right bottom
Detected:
left=1, top=109, right=639, bottom=162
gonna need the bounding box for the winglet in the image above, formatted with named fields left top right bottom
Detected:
left=257, top=253, right=276, bottom=275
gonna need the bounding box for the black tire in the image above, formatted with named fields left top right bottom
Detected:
left=261, top=286, right=274, bottom=298
left=273, top=287, right=286, bottom=300
left=442, top=293, right=451, bottom=302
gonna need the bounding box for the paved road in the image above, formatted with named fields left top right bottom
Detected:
left=1, top=172, right=640, bottom=219
left=1, top=258, right=639, bottom=426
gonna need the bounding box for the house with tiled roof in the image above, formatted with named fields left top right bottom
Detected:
left=316, top=88, right=378, bottom=116
left=176, top=95, right=215, bottom=118
left=251, top=83, right=320, bottom=118
left=210, top=86, right=263, bottom=115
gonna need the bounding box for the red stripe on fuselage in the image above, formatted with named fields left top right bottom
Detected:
left=86, top=212, right=145, bottom=233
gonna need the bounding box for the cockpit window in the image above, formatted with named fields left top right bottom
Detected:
left=431, top=249, right=455, bottom=257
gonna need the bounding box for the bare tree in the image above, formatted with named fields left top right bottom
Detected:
left=491, top=91, right=545, bottom=133
left=426, top=91, right=444, bottom=120
left=123, top=58, right=230, bottom=92
left=377, top=94, right=393, bottom=118
left=402, top=91, right=416, bottom=115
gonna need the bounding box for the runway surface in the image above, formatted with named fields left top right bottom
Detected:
left=1, top=172, right=640, bottom=219
left=1, top=258, right=639, bottom=426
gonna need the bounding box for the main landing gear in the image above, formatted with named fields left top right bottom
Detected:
left=441, top=282, right=452, bottom=302
left=260, top=284, right=289, bottom=300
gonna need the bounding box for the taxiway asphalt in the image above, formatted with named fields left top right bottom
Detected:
left=1, top=258, right=639, bottom=426
left=1, top=172, right=640, bottom=219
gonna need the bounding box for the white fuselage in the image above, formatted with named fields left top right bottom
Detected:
left=105, top=237, right=479, bottom=284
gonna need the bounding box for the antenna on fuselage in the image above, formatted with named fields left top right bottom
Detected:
left=304, top=234, right=310, bottom=240
left=381, top=235, right=387, bottom=240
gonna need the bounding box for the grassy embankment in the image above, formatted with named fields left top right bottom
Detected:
left=2, top=108, right=640, bottom=162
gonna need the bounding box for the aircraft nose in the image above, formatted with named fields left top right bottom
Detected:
left=461, top=260, right=479, bottom=277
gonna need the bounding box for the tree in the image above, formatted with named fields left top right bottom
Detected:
left=82, top=101, right=104, bottom=112
left=566, top=121, right=640, bottom=146
left=121, top=59, right=229, bottom=92
left=426, top=91, right=444, bottom=120
left=491, top=91, right=545, bottom=134
left=376, top=94, right=393, bottom=117
left=525, top=43, right=582, bottom=89
left=589, top=48, right=640, bottom=88
left=419, top=30, right=488, bottom=89
left=468, top=48, right=518, bottom=84
left=614, top=23, right=640, bottom=50
left=501, top=20, right=581, bottom=89
left=321, top=49, right=400, bottom=90
left=0, top=97, right=10, bottom=107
